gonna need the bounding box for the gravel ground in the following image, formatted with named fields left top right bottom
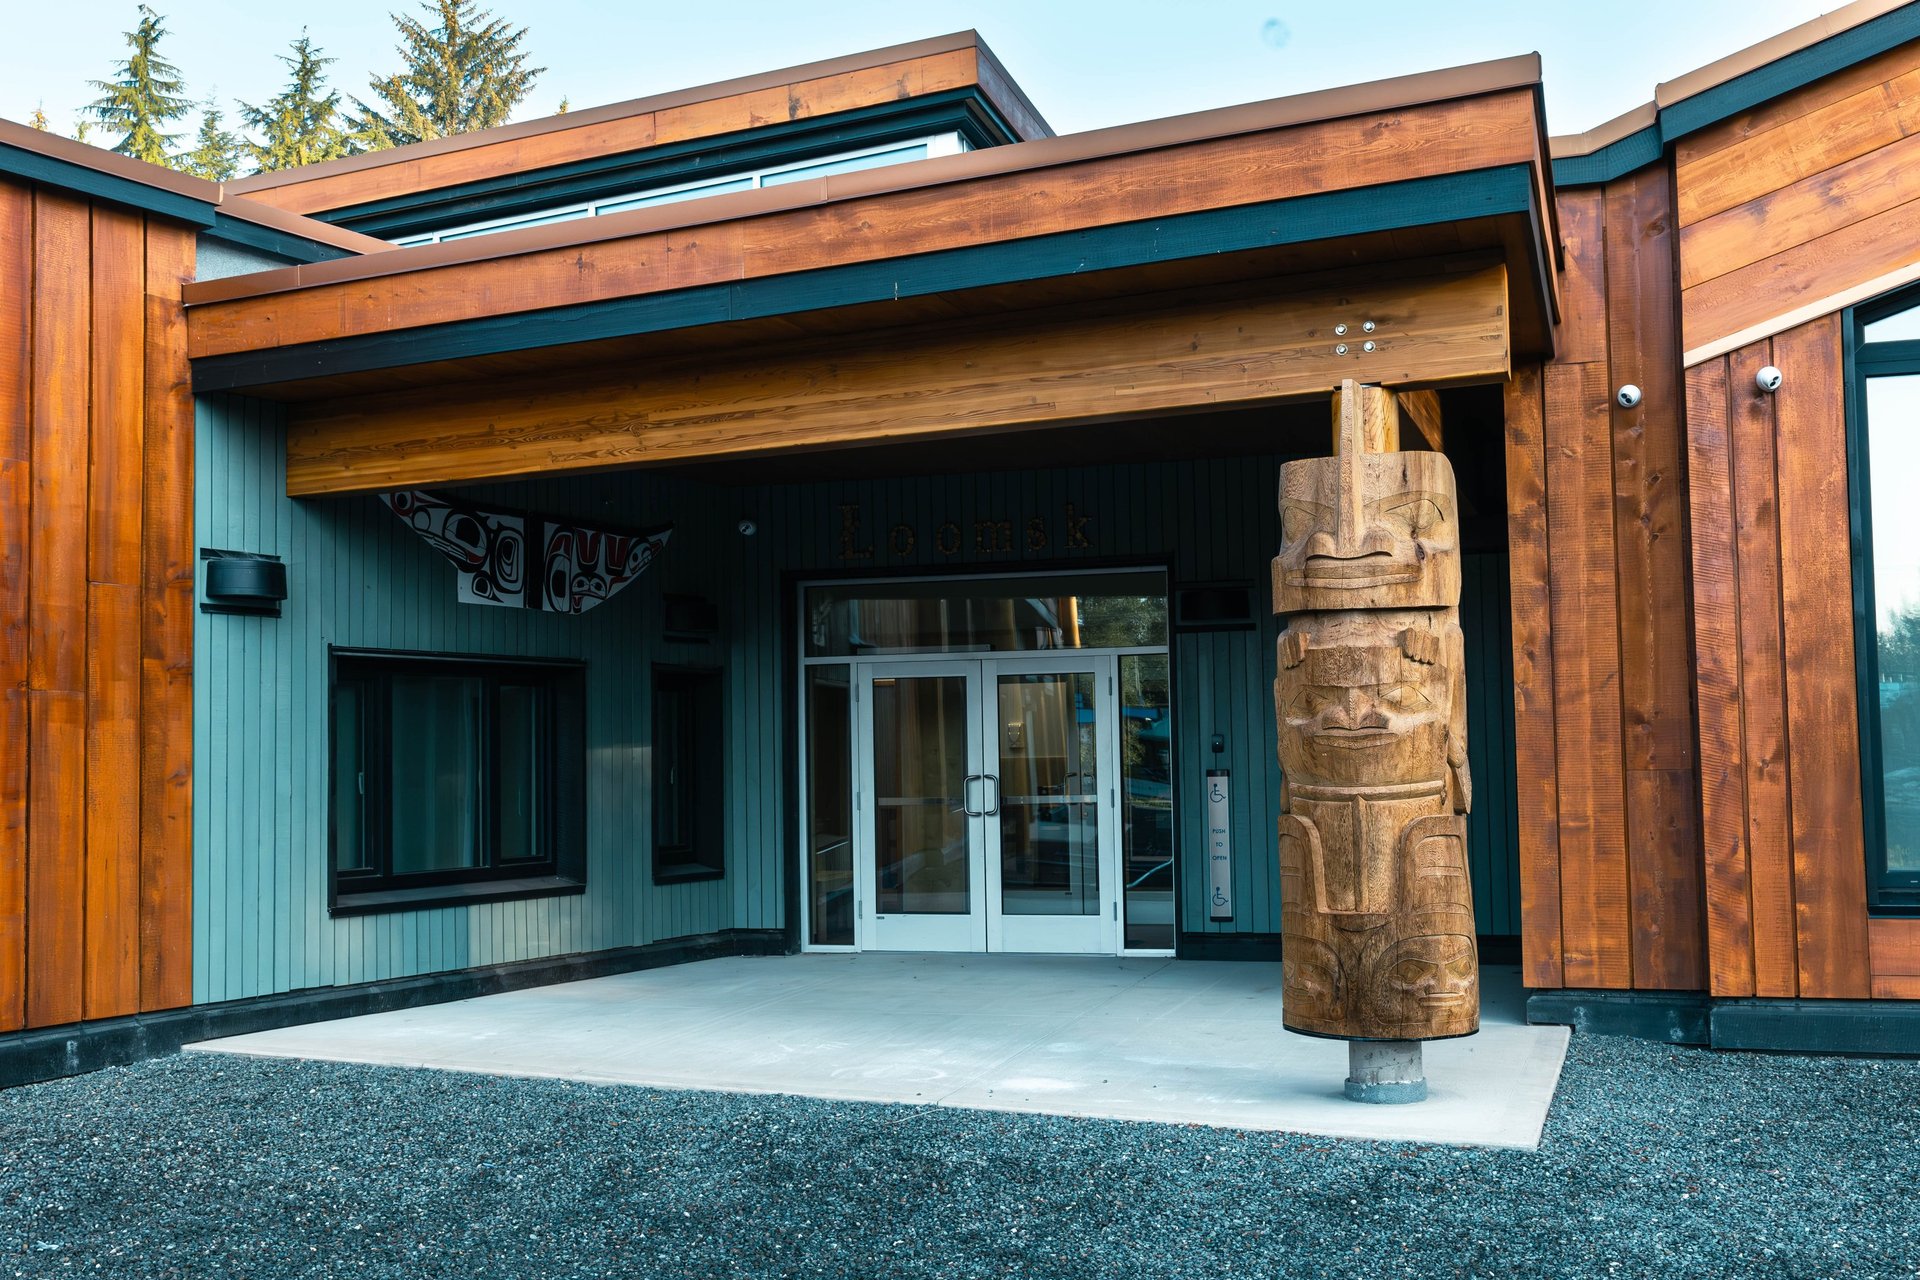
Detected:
left=0, top=1032, right=1916, bottom=1279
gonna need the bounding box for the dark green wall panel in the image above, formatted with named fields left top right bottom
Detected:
left=195, top=400, right=1524, bottom=1000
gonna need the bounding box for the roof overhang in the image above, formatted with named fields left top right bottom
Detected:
left=185, top=52, right=1558, bottom=412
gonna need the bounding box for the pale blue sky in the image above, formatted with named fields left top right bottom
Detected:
left=8, top=0, right=1841, bottom=145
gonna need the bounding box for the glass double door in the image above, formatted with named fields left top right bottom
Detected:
left=858, top=655, right=1119, bottom=953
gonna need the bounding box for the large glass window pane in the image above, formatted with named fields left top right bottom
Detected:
left=1867, top=375, right=1920, bottom=879
left=806, top=571, right=1167, bottom=656
left=389, top=675, right=482, bottom=873
left=331, top=682, right=368, bottom=873
left=761, top=144, right=928, bottom=187
left=872, top=675, right=970, bottom=914
left=996, top=673, right=1100, bottom=917
left=806, top=666, right=854, bottom=945
left=497, top=684, right=544, bottom=863
left=1120, top=654, right=1175, bottom=949
left=1866, top=304, right=1920, bottom=344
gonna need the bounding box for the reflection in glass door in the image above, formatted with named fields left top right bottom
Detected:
left=862, top=663, right=986, bottom=951
left=987, top=662, right=1114, bottom=954
left=855, top=657, right=1119, bottom=953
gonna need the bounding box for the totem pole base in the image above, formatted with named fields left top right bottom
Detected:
left=1344, top=1039, right=1427, bottom=1104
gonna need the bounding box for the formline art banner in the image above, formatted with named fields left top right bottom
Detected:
left=381, top=489, right=672, bottom=615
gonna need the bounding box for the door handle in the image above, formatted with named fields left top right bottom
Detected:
left=962, top=774, right=984, bottom=818
left=982, top=774, right=1001, bottom=817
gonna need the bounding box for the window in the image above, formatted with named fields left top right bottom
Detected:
left=653, top=667, right=726, bottom=882
left=330, top=652, right=586, bottom=914
left=1851, top=292, right=1920, bottom=913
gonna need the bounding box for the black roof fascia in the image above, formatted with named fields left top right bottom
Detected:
left=0, top=139, right=215, bottom=226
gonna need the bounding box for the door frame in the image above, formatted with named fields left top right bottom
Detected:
left=795, top=567, right=1173, bottom=957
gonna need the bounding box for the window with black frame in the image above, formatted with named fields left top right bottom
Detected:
left=653, top=667, right=726, bottom=882
left=1850, top=291, right=1920, bottom=913
left=330, top=652, right=587, bottom=913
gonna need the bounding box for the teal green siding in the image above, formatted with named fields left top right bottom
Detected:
left=195, top=399, right=1524, bottom=1000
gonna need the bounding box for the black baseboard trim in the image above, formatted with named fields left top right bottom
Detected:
left=1529, top=988, right=1920, bottom=1057
left=1711, top=1000, right=1920, bottom=1057
left=1527, top=989, right=1714, bottom=1046
left=1176, top=932, right=1284, bottom=961
left=0, top=928, right=789, bottom=1091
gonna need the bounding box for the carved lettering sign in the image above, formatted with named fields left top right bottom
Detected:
left=837, top=502, right=1093, bottom=562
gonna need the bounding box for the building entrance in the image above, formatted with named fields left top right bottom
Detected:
left=861, top=654, right=1118, bottom=953
left=800, top=569, right=1174, bottom=956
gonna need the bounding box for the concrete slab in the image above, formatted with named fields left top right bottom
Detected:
left=188, top=954, right=1569, bottom=1149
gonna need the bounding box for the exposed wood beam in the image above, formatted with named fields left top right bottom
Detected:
left=285, top=264, right=1509, bottom=497
left=1330, top=381, right=1400, bottom=454
left=1398, top=389, right=1444, bottom=450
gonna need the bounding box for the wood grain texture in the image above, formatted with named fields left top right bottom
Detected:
left=138, top=225, right=194, bottom=1014
left=0, top=183, right=28, bottom=1032
left=1683, top=187, right=1920, bottom=358
left=25, top=690, right=83, bottom=1028
left=1680, top=124, right=1920, bottom=292
left=1771, top=314, right=1871, bottom=999
left=1869, top=917, right=1920, bottom=976
left=1543, top=359, right=1631, bottom=988
left=1552, top=190, right=1609, bottom=366
left=1728, top=340, right=1800, bottom=999
left=286, top=266, right=1512, bottom=496
left=0, top=182, right=27, bottom=466
left=1397, top=389, right=1443, bottom=450
left=1503, top=365, right=1564, bottom=987
left=1673, top=38, right=1920, bottom=169
left=1675, top=61, right=1920, bottom=227
left=1684, top=357, right=1757, bottom=997
left=28, top=192, right=88, bottom=697
left=88, top=208, right=144, bottom=588
left=240, top=47, right=986, bottom=215
left=83, top=582, right=139, bottom=1019
left=188, top=94, right=1539, bottom=359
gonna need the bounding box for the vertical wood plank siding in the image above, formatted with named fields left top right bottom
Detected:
left=1520, top=167, right=1706, bottom=991
left=0, top=173, right=194, bottom=1032
left=1672, top=44, right=1920, bottom=1000
left=192, top=414, right=1524, bottom=1001
left=1684, top=316, right=1873, bottom=998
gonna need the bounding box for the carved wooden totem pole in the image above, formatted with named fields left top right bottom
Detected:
left=1272, top=380, right=1477, bottom=1103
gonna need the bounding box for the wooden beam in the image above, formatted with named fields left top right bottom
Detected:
left=286, top=264, right=1510, bottom=497
left=1397, top=389, right=1444, bottom=450
left=187, top=93, right=1539, bottom=360
left=1330, top=381, right=1399, bottom=453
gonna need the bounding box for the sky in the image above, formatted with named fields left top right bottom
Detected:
left=6, top=0, right=1844, bottom=147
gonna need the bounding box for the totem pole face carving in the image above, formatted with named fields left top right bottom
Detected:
left=1274, top=382, right=1476, bottom=1044
left=1275, top=612, right=1459, bottom=793
left=1271, top=406, right=1461, bottom=614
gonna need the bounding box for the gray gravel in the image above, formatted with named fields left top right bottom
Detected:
left=1, top=1033, right=1916, bottom=1279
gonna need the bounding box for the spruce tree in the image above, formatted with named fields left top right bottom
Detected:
left=86, top=5, right=193, bottom=166
left=240, top=35, right=355, bottom=171
left=180, top=100, right=243, bottom=181
left=352, top=0, right=543, bottom=149
left=28, top=107, right=50, bottom=131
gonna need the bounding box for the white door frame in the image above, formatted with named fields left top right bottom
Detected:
left=850, top=653, right=1121, bottom=954
left=856, top=660, right=989, bottom=952
left=980, top=653, right=1120, bottom=955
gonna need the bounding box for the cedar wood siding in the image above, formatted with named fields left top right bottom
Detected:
left=0, top=173, right=195, bottom=1033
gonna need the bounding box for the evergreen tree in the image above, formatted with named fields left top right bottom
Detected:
left=73, top=119, right=94, bottom=145
left=352, top=0, right=543, bottom=149
left=28, top=107, right=49, bottom=131
left=239, top=35, right=355, bottom=171
left=180, top=100, right=243, bottom=181
left=86, top=5, right=193, bottom=166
